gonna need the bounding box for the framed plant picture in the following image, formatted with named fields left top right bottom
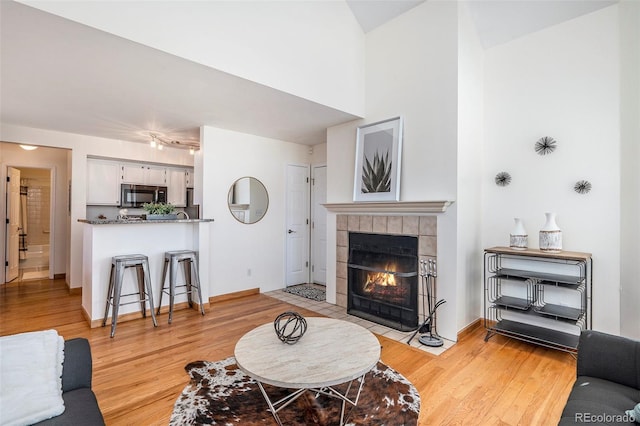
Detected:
left=353, top=116, right=403, bottom=202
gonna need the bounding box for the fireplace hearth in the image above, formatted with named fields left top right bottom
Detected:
left=348, top=232, right=419, bottom=331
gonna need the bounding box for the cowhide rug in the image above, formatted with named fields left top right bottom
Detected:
left=170, top=356, right=420, bottom=425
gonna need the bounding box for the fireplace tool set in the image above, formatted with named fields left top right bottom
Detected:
left=407, top=259, right=446, bottom=347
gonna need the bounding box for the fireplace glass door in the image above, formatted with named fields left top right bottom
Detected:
left=348, top=232, right=419, bottom=331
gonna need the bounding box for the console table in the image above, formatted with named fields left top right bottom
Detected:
left=483, top=246, right=592, bottom=353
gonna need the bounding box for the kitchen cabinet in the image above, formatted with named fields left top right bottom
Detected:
left=86, top=157, right=192, bottom=207
left=121, top=164, right=166, bottom=185
left=86, top=159, right=120, bottom=205
left=483, top=246, right=592, bottom=353
left=167, top=168, right=187, bottom=207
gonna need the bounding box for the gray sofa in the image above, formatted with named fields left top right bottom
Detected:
left=34, top=338, right=105, bottom=425
left=559, top=330, right=640, bottom=425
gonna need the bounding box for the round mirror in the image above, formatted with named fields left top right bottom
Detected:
left=227, top=177, right=269, bottom=224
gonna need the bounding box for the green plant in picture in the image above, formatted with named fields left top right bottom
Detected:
left=361, top=150, right=392, bottom=193
left=142, top=202, right=175, bottom=215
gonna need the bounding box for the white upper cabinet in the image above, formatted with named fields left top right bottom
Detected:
left=167, top=168, right=188, bottom=207
left=86, top=158, right=192, bottom=207
left=121, top=164, right=166, bottom=185
left=87, top=159, right=120, bottom=205
left=146, top=166, right=167, bottom=185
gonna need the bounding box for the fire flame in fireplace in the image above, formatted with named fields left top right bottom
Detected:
left=363, top=262, right=397, bottom=292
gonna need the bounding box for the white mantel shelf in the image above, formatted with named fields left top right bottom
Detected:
left=322, top=201, right=454, bottom=214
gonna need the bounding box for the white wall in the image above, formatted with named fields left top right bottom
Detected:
left=1, top=124, right=193, bottom=289
left=0, top=143, right=68, bottom=278
left=200, top=126, right=311, bottom=296
left=619, top=0, right=640, bottom=339
left=311, top=142, right=327, bottom=166
left=328, top=0, right=459, bottom=203
left=326, top=1, right=461, bottom=341
left=457, top=3, right=485, bottom=330
left=20, top=0, right=366, bottom=117
left=482, top=6, right=621, bottom=334
left=364, top=2, right=459, bottom=203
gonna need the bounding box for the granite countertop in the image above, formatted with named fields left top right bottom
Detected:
left=79, top=218, right=214, bottom=225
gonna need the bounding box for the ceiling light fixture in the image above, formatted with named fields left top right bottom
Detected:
left=20, top=144, right=38, bottom=151
left=147, top=132, right=198, bottom=153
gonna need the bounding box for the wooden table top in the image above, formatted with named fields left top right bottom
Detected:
left=234, top=317, right=381, bottom=389
left=485, top=246, right=592, bottom=261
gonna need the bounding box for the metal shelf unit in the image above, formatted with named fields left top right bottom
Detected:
left=483, top=247, right=592, bottom=353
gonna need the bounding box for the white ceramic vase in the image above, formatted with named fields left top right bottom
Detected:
left=539, top=212, right=562, bottom=252
left=509, top=218, right=528, bottom=250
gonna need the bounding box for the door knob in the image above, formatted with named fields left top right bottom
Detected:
left=288, top=229, right=296, bottom=234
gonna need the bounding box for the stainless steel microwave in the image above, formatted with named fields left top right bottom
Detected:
left=120, top=184, right=167, bottom=208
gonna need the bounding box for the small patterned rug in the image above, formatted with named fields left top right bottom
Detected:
left=170, top=357, right=420, bottom=425
left=284, top=284, right=326, bottom=302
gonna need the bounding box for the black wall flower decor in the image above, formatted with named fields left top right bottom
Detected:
left=495, top=172, right=512, bottom=187
left=574, top=180, right=592, bottom=194
left=535, top=136, right=557, bottom=155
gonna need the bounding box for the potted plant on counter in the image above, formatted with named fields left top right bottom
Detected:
left=142, top=202, right=177, bottom=220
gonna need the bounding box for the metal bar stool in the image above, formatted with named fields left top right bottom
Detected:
left=157, top=250, right=206, bottom=323
left=102, top=254, right=158, bottom=337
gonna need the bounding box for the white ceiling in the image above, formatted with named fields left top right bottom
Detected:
left=0, top=1, right=361, bottom=148
left=346, top=0, right=426, bottom=33
left=0, top=0, right=618, bottom=149
left=465, top=0, right=617, bottom=49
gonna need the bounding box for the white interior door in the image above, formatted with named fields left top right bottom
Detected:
left=285, top=164, right=310, bottom=287
left=5, top=167, right=21, bottom=282
left=311, top=165, right=327, bottom=285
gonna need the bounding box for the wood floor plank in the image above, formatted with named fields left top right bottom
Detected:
left=0, top=278, right=576, bottom=425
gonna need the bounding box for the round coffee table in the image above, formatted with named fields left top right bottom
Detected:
left=234, top=317, right=380, bottom=425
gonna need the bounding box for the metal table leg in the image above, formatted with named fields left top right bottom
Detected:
left=256, top=374, right=367, bottom=426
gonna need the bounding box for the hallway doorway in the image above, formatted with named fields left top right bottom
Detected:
left=10, top=167, right=52, bottom=281
left=5, top=167, right=51, bottom=282
left=1, top=142, right=69, bottom=286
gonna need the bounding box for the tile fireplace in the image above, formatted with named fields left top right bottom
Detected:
left=335, top=214, right=438, bottom=331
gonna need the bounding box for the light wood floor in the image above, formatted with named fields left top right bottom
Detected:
left=0, top=278, right=576, bottom=425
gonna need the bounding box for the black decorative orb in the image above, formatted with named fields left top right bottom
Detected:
left=274, top=311, right=307, bottom=344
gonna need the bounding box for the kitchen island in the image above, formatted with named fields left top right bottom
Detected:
left=79, top=218, right=214, bottom=327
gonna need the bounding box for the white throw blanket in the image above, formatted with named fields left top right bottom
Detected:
left=0, top=330, right=65, bottom=425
